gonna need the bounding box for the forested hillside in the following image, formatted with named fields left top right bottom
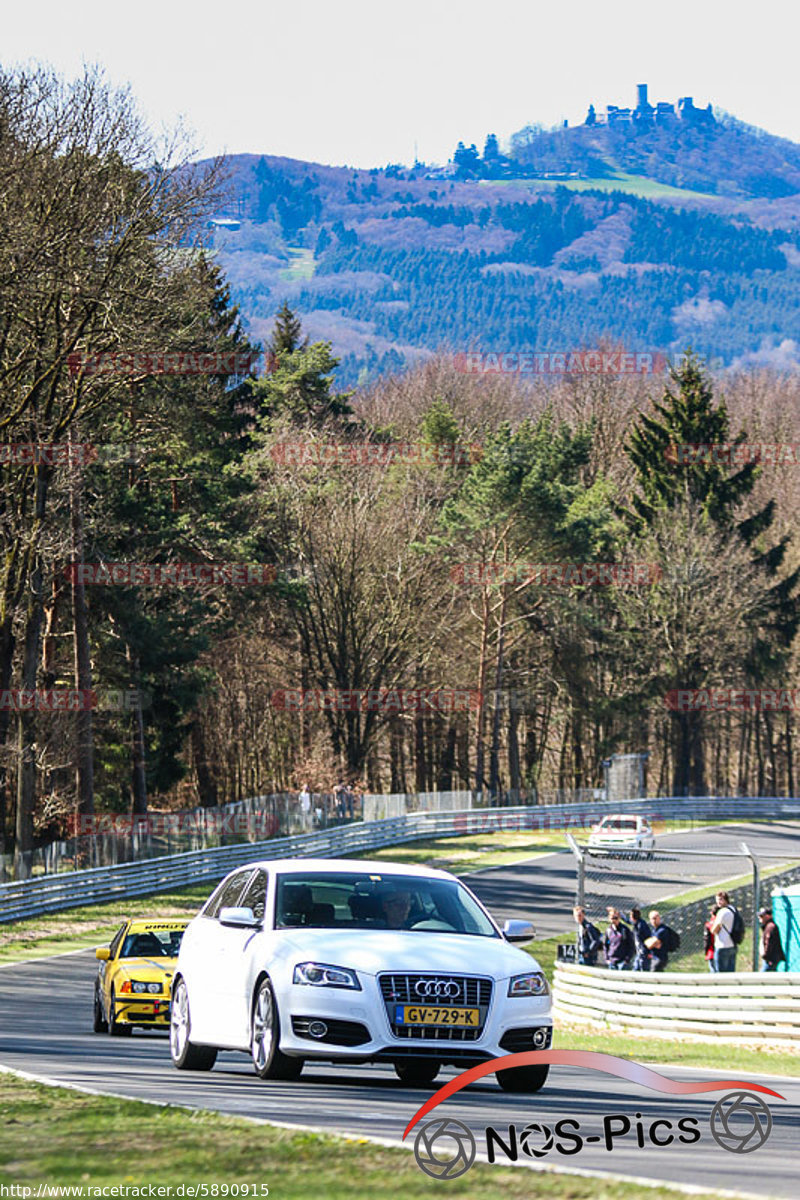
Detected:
left=208, top=129, right=800, bottom=387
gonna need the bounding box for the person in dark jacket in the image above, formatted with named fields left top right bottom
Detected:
left=573, top=905, right=602, bottom=965
left=759, top=907, right=785, bottom=971
left=629, top=907, right=652, bottom=971
left=644, top=909, right=670, bottom=972
left=604, top=908, right=634, bottom=968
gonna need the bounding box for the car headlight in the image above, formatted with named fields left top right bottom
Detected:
left=508, top=972, right=549, bottom=997
left=293, top=962, right=361, bottom=990
left=122, top=981, right=162, bottom=994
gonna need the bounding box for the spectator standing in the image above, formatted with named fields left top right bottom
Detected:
left=299, top=783, right=312, bottom=830
left=604, top=908, right=634, bottom=969
left=710, top=891, right=737, bottom=973
left=332, top=778, right=347, bottom=818
left=704, top=905, right=718, bottom=971
left=573, top=905, right=602, bottom=966
left=644, top=909, right=670, bottom=972
left=759, top=907, right=786, bottom=971
left=629, top=907, right=652, bottom=971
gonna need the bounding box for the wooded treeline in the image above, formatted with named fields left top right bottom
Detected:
left=2, top=68, right=800, bottom=877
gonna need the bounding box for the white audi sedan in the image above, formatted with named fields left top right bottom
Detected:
left=170, top=858, right=552, bottom=1092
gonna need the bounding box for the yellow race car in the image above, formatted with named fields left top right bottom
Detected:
left=93, top=918, right=188, bottom=1036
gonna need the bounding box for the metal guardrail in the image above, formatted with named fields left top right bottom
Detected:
left=2, top=795, right=800, bottom=924
left=553, top=961, right=800, bottom=1043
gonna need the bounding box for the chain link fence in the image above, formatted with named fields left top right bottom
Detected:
left=569, top=836, right=800, bottom=969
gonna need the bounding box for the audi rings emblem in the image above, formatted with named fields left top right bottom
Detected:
left=414, top=978, right=461, bottom=1000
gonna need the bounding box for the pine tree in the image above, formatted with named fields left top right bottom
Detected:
left=625, top=353, right=800, bottom=794
left=269, top=303, right=307, bottom=358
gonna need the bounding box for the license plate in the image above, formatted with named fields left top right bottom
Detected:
left=396, top=1004, right=480, bottom=1027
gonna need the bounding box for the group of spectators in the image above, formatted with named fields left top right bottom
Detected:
left=574, top=904, right=674, bottom=972
left=702, top=894, right=785, bottom=972
left=297, top=779, right=362, bottom=827
left=574, top=891, right=787, bottom=973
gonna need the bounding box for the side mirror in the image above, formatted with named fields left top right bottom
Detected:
left=503, top=919, right=535, bottom=943
left=95, top=947, right=110, bottom=961
left=219, top=906, right=260, bottom=929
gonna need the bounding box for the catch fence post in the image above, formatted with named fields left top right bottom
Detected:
left=741, top=840, right=760, bottom=971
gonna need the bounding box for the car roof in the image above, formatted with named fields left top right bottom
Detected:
left=232, top=858, right=454, bottom=880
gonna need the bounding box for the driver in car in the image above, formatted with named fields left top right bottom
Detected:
left=379, top=888, right=413, bottom=929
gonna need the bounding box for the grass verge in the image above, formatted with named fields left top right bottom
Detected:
left=0, top=1072, right=726, bottom=1198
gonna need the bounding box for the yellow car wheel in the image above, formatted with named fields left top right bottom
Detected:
left=93, top=983, right=108, bottom=1033
left=108, top=987, right=132, bottom=1037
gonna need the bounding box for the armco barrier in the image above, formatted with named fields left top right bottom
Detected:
left=553, top=961, right=800, bottom=1045
left=2, top=795, right=800, bottom=923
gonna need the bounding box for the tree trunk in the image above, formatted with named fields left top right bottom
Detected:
left=70, top=445, right=94, bottom=817
left=14, top=562, right=44, bottom=879
left=508, top=704, right=521, bottom=795
left=127, top=647, right=148, bottom=816
left=192, top=719, right=218, bottom=807
left=488, top=587, right=508, bottom=801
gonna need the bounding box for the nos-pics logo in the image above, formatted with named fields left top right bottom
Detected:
left=405, top=1051, right=781, bottom=1180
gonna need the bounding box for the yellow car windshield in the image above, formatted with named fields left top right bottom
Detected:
left=120, top=930, right=183, bottom=958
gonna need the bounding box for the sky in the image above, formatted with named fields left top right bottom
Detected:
left=3, top=0, right=799, bottom=169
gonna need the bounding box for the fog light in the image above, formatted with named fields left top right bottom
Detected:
left=532, top=1028, right=548, bottom=1048
left=308, top=1021, right=328, bottom=1039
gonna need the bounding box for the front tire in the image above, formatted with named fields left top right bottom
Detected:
left=108, top=988, right=132, bottom=1037
left=251, top=977, right=303, bottom=1080
left=170, top=978, right=217, bottom=1070
left=497, top=1064, right=549, bottom=1093
left=93, top=984, right=108, bottom=1033
left=394, top=1059, right=441, bottom=1087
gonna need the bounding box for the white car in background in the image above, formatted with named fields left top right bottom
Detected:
left=588, top=814, right=655, bottom=857
left=170, top=858, right=552, bottom=1092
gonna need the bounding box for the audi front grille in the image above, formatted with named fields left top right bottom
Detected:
left=378, top=974, right=492, bottom=1041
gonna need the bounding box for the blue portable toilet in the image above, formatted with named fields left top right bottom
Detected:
left=771, top=885, right=800, bottom=972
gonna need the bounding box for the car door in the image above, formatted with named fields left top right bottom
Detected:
left=187, top=869, right=253, bottom=1044
left=216, top=868, right=269, bottom=1046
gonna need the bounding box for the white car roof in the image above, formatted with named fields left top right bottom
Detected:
left=239, top=857, right=455, bottom=880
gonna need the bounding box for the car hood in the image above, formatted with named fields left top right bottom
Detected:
left=116, top=957, right=177, bottom=978
left=276, top=928, right=540, bottom=978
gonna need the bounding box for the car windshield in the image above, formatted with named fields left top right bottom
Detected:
left=274, top=872, right=499, bottom=938
left=601, top=819, right=638, bottom=831
left=120, top=929, right=184, bottom=958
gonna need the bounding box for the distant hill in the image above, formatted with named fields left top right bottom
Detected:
left=497, top=110, right=800, bottom=200
left=201, top=101, right=800, bottom=386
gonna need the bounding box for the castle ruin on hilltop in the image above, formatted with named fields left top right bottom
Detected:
left=584, top=84, right=714, bottom=128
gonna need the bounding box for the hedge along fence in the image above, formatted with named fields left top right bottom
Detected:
left=552, top=962, right=800, bottom=1045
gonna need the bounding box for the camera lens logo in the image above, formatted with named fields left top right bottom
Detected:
left=413, top=1118, right=476, bottom=1179
left=709, top=1091, right=773, bottom=1153
left=519, top=1122, right=554, bottom=1158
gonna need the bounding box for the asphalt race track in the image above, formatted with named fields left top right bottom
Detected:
left=1, top=822, right=799, bottom=1197
left=465, top=821, right=800, bottom=936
